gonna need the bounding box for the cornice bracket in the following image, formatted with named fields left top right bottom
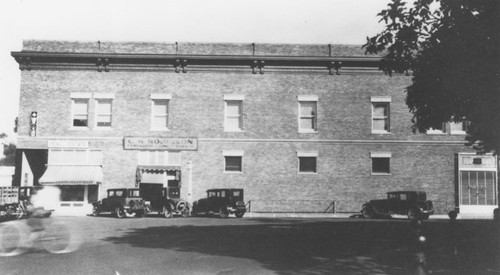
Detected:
left=174, top=59, right=187, bottom=73
left=328, top=61, right=342, bottom=75
left=96, top=58, right=110, bottom=72
left=16, top=57, right=31, bottom=71
left=251, top=60, right=265, bottom=74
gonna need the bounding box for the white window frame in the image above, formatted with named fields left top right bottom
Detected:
left=297, top=151, right=318, bottom=174
left=370, top=152, right=392, bottom=175
left=222, top=150, right=244, bottom=174
left=371, top=96, right=391, bottom=134
left=298, top=95, right=318, bottom=133
left=223, top=95, right=244, bottom=132
left=70, top=93, right=91, bottom=129
left=94, top=93, right=115, bottom=129
left=150, top=94, right=171, bottom=131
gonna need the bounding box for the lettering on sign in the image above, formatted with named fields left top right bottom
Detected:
left=124, top=137, right=198, bottom=151
left=48, top=140, right=89, bottom=148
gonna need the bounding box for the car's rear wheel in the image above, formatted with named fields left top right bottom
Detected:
left=361, top=205, right=375, bottom=219
left=219, top=208, right=229, bottom=219
left=235, top=211, right=244, bottom=218
left=407, top=207, right=421, bottom=220
left=115, top=207, right=125, bottom=219
left=163, top=206, right=173, bottom=218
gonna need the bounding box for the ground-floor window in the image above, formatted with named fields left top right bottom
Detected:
left=60, top=186, right=85, bottom=201
left=59, top=185, right=98, bottom=202
left=460, top=171, right=497, bottom=205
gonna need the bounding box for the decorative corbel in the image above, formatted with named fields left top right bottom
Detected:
left=16, top=57, right=31, bottom=71
left=174, top=59, right=188, bottom=73
left=328, top=61, right=342, bottom=75
left=96, top=58, right=110, bottom=72
left=251, top=60, right=265, bottom=74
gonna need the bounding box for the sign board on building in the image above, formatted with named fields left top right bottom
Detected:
left=47, top=140, right=89, bottom=148
left=124, top=137, right=198, bottom=151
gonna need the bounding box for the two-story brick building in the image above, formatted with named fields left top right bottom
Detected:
left=11, top=40, right=497, bottom=216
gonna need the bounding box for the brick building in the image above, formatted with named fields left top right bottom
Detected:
left=11, top=40, right=498, bottom=216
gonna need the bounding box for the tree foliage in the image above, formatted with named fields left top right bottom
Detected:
left=363, top=0, right=500, bottom=154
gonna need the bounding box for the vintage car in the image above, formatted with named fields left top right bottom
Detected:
left=361, top=191, right=434, bottom=220
left=192, top=188, right=246, bottom=218
left=142, top=187, right=190, bottom=218
left=92, top=188, right=147, bottom=218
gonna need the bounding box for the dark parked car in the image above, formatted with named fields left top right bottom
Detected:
left=142, top=186, right=190, bottom=218
left=92, top=188, right=147, bottom=218
left=361, top=191, right=434, bottom=220
left=192, top=189, right=246, bottom=218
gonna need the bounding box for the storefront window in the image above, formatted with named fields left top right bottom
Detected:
left=60, top=186, right=85, bottom=201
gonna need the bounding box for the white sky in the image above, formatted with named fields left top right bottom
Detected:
left=0, top=0, right=389, bottom=141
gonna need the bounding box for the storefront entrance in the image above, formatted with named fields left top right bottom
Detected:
left=458, top=154, right=498, bottom=214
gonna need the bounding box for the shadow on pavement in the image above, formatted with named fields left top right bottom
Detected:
left=103, top=218, right=500, bottom=274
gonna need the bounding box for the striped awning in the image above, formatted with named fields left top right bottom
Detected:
left=39, top=165, right=103, bottom=185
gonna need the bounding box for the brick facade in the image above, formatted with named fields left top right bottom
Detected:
left=13, top=40, right=480, bottom=214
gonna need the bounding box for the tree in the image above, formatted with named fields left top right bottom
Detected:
left=0, top=133, right=16, bottom=166
left=363, top=0, right=500, bottom=154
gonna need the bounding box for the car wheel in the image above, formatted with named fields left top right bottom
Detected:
left=407, top=207, right=421, bottom=221
left=115, top=207, right=125, bottom=219
left=235, top=211, right=244, bottom=218
left=361, top=205, right=375, bottom=219
left=163, top=206, right=173, bottom=218
left=181, top=208, right=189, bottom=218
left=219, top=208, right=229, bottom=219
left=422, top=213, right=430, bottom=220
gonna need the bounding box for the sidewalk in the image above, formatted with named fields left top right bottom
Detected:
left=244, top=212, right=494, bottom=220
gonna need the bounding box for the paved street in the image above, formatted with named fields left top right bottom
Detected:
left=1, top=215, right=499, bottom=275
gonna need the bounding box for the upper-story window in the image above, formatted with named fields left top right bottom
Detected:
left=450, top=120, right=469, bottom=135
left=138, top=150, right=181, bottom=165
left=150, top=94, right=171, bottom=131
left=427, top=123, right=447, bottom=134
left=71, top=93, right=91, bottom=128
left=94, top=93, right=114, bottom=128
left=371, top=96, right=391, bottom=134
left=224, top=95, right=244, bottom=132
left=298, top=95, right=318, bottom=133
left=49, top=149, right=103, bottom=165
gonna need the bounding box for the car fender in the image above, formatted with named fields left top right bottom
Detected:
left=362, top=202, right=383, bottom=215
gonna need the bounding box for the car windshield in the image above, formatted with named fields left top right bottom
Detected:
left=129, top=190, right=140, bottom=197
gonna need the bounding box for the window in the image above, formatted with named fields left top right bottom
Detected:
left=224, top=95, right=244, bottom=131
left=371, top=152, right=391, bottom=175
left=48, top=149, right=103, bottom=165
left=95, top=98, right=113, bottom=128
left=138, top=151, right=181, bottom=165
left=427, top=123, right=446, bottom=134
left=450, top=120, right=469, bottom=135
left=223, top=150, right=244, bottom=173
left=297, top=151, right=318, bottom=174
left=150, top=94, right=171, bottom=130
left=72, top=98, right=89, bottom=127
left=371, top=97, right=391, bottom=133
left=298, top=95, right=318, bottom=132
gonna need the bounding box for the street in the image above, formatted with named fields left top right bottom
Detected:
left=1, top=215, right=499, bottom=275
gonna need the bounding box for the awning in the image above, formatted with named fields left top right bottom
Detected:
left=136, top=165, right=181, bottom=185
left=39, top=165, right=103, bottom=185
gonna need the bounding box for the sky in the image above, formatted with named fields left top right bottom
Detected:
left=0, top=0, right=390, bottom=142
